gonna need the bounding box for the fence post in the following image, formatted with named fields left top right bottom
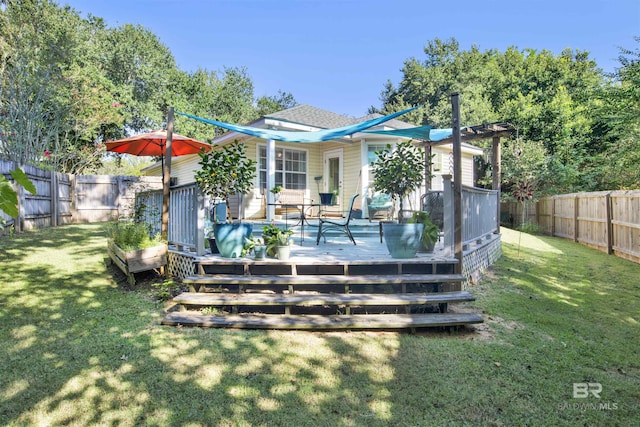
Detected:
left=13, top=165, right=23, bottom=233
left=573, top=194, right=579, bottom=243
left=605, top=192, right=613, bottom=255
left=50, top=171, right=58, bottom=227
left=551, top=196, right=556, bottom=236
left=69, top=174, right=77, bottom=223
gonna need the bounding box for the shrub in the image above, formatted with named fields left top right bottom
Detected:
left=106, top=221, right=163, bottom=251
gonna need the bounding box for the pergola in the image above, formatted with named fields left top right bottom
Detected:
left=423, top=96, right=515, bottom=272
left=422, top=120, right=515, bottom=196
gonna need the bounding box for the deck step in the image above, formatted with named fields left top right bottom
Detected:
left=184, top=273, right=464, bottom=287
left=161, top=312, right=484, bottom=330
left=173, top=291, right=475, bottom=307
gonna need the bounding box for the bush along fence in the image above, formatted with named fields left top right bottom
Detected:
left=503, top=190, right=640, bottom=264
left=0, top=160, right=162, bottom=232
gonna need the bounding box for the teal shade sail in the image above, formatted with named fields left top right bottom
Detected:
left=362, top=125, right=455, bottom=141
left=176, top=106, right=418, bottom=143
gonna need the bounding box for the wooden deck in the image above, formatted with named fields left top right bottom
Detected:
left=162, top=225, right=485, bottom=331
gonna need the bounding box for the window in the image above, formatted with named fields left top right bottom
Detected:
left=367, top=144, right=389, bottom=164
left=433, top=152, right=443, bottom=172
left=259, top=146, right=307, bottom=190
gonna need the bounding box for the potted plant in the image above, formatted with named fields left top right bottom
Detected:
left=195, top=140, right=257, bottom=258
left=262, top=223, right=294, bottom=260
left=244, top=236, right=267, bottom=260
left=270, top=185, right=283, bottom=203
left=106, top=221, right=168, bottom=286
left=370, top=140, right=429, bottom=258
left=408, top=211, right=439, bottom=253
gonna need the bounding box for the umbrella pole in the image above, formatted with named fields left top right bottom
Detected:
left=161, top=154, right=165, bottom=183
left=162, top=107, right=174, bottom=241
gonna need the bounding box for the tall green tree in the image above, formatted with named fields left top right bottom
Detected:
left=377, top=37, right=609, bottom=195
left=588, top=38, right=640, bottom=189
left=0, top=0, right=125, bottom=172
left=101, top=23, right=178, bottom=132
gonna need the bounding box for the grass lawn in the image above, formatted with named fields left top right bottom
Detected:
left=1, top=223, right=638, bottom=426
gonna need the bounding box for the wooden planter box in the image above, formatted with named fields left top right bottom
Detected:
left=107, top=239, right=167, bottom=285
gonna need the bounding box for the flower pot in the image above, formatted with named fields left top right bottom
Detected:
left=382, top=223, right=424, bottom=259
left=319, top=192, right=333, bottom=206
left=214, top=223, right=253, bottom=258
left=253, top=245, right=267, bottom=260
left=276, top=245, right=291, bottom=260
left=417, top=239, right=436, bottom=253
left=207, top=237, right=219, bottom=254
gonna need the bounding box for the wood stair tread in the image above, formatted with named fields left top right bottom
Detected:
left=173, top=291, right=475, bottom=306
left=161, top=312, right=484, bottom=330
left=184, top=273, right=464, bottom=285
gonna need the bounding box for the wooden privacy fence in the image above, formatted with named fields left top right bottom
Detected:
left=1, top=160, right=162, bottom=232
left=503, top=191, right=640, bottom=264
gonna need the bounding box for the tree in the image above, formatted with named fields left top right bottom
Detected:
left=0, top=1, right=125, bottom=172
left=378, top=37, right=607, bottom=195
left=369, top=141, right=425, bottom=223
left=1, top=0, right=298, bottom=175
left=194, top=141, right=257, bottom=221
left=589, top=37, right=640, bottom=189
left=256, top=91, right=297, bottom=117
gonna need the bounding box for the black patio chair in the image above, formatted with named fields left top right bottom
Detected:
left=421, top=191, right=444, bottom=231
left=316, top=194, right=359, bottom=245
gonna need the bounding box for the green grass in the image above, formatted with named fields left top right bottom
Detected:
left=0, top=224, right=638, bottom=426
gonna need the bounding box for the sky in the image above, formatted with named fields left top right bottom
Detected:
left=62, top=0, right=639, bottom=118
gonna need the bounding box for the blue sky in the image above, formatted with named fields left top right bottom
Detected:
left=62, top=0, right=639, bottom=118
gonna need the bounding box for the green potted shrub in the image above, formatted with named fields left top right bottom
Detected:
left=370, top=140, right=428, bottom=258
left=262, top=223, right=294, bottom=260
left=244, top=236, right=267, bottom=260
left=106, top=221, right=167, bottom=285
left=408, top=211, right=439, bottom=253
left=195, top=140, right=257, bottom=258
left=270, top=185, right=283, bottom=203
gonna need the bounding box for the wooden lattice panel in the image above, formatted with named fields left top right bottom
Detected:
left=462, top=235, right=502, bottom=288
left=168, top=252, right=196, bottom=280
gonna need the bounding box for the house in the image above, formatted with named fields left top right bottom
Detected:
left=143, top=105, right=484, bottom=219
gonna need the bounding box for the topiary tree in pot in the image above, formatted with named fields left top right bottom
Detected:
left=195, top=140, right=257, bottom=257
left=370, top=140, right=425, bottom=223
left=370, top=140, right=428, bottom=258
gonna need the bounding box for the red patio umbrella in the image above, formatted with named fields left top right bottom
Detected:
left=105, top=129, right=212, bottom=180
left=106, top=125, right=212, bottom=240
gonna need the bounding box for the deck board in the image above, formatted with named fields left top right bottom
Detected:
left=162, top=312, right=484, bottom=329
left=173, top=291, right=475, bottom=306
left=184, top=273, right=464, bottom=286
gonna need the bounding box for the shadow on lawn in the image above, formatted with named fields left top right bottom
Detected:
left=493, top=229, right=639, bottom=329
left=2, top=224, right=637, bottom=425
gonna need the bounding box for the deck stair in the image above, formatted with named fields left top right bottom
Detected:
left=162, top=270, right=483, bottom=330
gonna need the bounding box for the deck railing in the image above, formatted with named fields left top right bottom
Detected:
left=461, top=185, right=499, bottom=243
left=139, top=176, right=499, bottom=258
left=442, top=175, right=499, bottom=255
left=135, top=190, right=163, bottom=237
left=136, top=184, right=205, bottom=254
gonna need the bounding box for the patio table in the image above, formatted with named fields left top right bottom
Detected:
left=268, top=202, right=320, bottom=243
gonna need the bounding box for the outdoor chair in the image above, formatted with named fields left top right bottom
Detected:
left=421, top=191, right=444, bottom=231
left=316, top=194, right=359, bottom=245
left=366, top=192, right=393, bottom=222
